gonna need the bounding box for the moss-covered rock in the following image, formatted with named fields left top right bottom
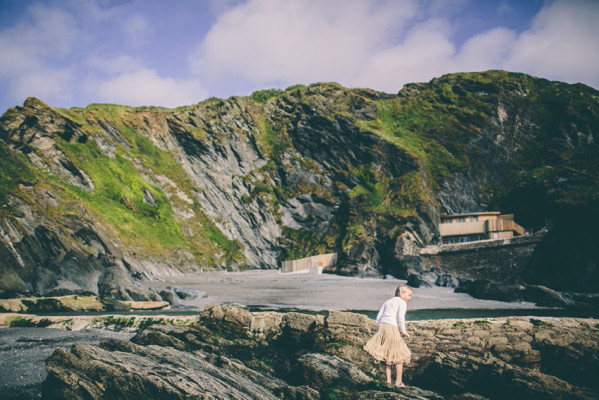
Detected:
left=1, top=71, right=598, bottom=297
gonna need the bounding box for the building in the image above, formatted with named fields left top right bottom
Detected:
left=439, top=212, right=525, bottom=244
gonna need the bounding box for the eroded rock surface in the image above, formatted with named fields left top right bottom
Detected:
left=43, top=305, right=599, bottom=399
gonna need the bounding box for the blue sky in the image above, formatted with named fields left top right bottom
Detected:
left=0, top=0, right=598, bottom=114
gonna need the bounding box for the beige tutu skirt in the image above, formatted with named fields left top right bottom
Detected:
left=363, top=323, right=411, bottom=365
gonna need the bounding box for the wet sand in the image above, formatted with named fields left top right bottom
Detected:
left=0, top=327, right=133, bottom=400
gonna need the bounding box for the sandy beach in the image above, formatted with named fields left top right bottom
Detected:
left=142, top=269, right=542, bottom=312
left=0, top=270, right=578, bottom=399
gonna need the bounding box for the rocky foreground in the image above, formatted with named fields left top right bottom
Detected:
left=41, top=305, right=598, bottom=400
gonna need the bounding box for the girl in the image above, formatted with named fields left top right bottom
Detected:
left=363, top=284, right=412, bottom=387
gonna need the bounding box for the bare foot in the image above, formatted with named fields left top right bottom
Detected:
left=395, top=382, right=407, bottom=388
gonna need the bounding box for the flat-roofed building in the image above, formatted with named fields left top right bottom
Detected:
left=439, top=212, right=525, bottom=244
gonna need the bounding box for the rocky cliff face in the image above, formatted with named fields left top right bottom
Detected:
left=42, top=305, right=599, bottom=399
left=1, top=71, right=598, bottom=299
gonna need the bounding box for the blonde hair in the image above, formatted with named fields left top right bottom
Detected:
left=395, top=284, right=412, bottom=297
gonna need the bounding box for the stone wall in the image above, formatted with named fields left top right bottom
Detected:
left=419, top=234, right=544, bottom=282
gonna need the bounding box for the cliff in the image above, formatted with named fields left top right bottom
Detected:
left=1, top=70, right=598, bottom=300
left=42, top=305, right=599, bottom=399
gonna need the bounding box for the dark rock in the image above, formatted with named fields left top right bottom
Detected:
left=99, top=296, right=131, bottom=311
left=349, top=388, right=446, bottom=399
left=297, top=352, right=373, bottom=389
left=455, top=279, right=526, bottom=303
left=325, top=310, right=376, bottom=346
left=21, top=298, right=70, bottom=313
left=562, top=292, right=599, bottom=310
left=407, top=267, right=459, bottom=289
left=449, top=394, right=490, bottom=400
left=338, top=239, right=383, bottom=277
left=43, top=341, right=314, bottom=400
left=422, top=351, right=595, bottom=400
left=39, top=307, right=599, bottom=400
left=522, top=285, right=567, bottom=307
left=203, top=303, right=253, bottom=329
left=158, top=289, right=175, bottom=304
left=456, top=279, right=570, bottom=308
left=435, top=273, right=459, bottom=288
left=45, top=288, right=94, bottom=297
left=394, top=255, right=425, bottom=279
left=0, top=289, right=22, bottom=299
left=408, top=273, right=433, bottom=288
left=171, top=286, right=207, bottom=300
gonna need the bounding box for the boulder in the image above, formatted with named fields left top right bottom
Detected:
left=423, top=351, right=595, bottom=400
left=249, top=311, right=284, bottom=338
left=297, top=352, right=373, bottom=389
left=43, top=341, right=315, bottom=400
left=158, top=289, right=175, bottom=305
left=283, top=312, right=324, bottom=334
left=456, top=280, right=570, bottom=308
left=39, top=307, right=599, bottom=400
left=325, top=310, right=376, bottom=345
left=170, top=286, right=207, bottom=300
left=406, top=266, right=459, bottom=289
left=455, top=279, right=526, bottom=303
left=203, top=303, right=253, bottom=328
left=522, top=285, right=567, bottom=307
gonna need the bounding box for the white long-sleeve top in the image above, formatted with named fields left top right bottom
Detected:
left=375, top=296, right=408, bottom=334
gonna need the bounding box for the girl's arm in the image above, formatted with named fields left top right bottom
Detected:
left=397, top=300, right=408, bottom=335
left=375, top=303, right=385, bottom=325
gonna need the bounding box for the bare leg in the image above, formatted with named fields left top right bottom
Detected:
left=385, top=364, right=392, bottom=383
left=395, top=363, right=405, bottom=386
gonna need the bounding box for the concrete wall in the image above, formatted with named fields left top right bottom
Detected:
left=281, top=253, right=338, bottom=273
left=419, top=234, right=544, bottom=281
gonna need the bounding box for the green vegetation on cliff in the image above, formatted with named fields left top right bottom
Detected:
left=0, top=141, right=37, bottom=213
left=1, top=70, right=598, bottom=284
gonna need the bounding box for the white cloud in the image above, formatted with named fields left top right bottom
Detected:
left=86, top=55, right=146, bottom=75
left=13, top=69, right=73, bottom=105
left=355, top=18, right=457, bottom=91
left=1, top=0, right=597, bottom=113
left=197, top=0, right=599, bottom=95
left=92, top=67, right=207, bottom=108
left=0, top=1, right=209, bottom=110
left=198, top=0, right=420, bottom=90
left=504, top=0, right=599, bottom=87
left=122, top=14, right=152, bottom=46
left=456, top=27, right=517, bottom=72
left=0, top=4, right=78, bottom=104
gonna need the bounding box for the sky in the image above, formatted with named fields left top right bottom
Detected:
left=0, top=0, right=598, bottom=114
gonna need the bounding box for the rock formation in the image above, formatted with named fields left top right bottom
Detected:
left=1, top=71, right=598, bottom=299
left=42, top=305, right=599, bottom=399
